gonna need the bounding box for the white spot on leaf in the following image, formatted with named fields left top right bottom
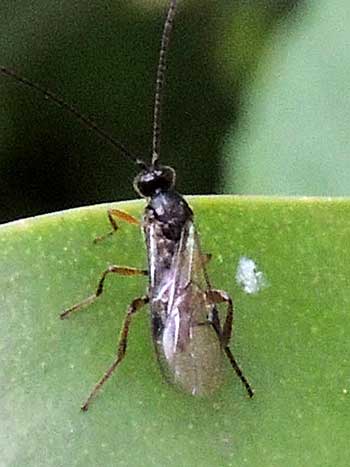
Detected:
left=236, top=257, right=267, bottom=294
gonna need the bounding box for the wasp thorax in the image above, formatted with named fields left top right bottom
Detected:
left=134, top=165, right=175, bottom=197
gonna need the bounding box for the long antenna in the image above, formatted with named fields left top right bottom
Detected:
left=151, top=0, right=177, bottom=166
left=0, top=66, right=142, bottom=166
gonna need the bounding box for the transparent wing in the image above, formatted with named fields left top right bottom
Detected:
left=153, top=220, right=223, bottom=395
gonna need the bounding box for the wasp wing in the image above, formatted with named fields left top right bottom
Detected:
left=149, top=219, right=223, bottom=395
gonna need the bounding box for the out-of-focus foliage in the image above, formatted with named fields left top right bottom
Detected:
left=0, top=0, right=299, bottom=223
left=223, top=0, right=350, bottom=196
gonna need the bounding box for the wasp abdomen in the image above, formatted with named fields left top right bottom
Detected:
left=155, top=284, right=223, bottom=396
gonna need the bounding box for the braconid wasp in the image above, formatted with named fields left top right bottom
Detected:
left=1, top=0, right=254, bottom=411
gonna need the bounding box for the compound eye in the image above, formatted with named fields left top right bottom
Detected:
left=133, top=173, right=153, bottom=197
left=160, top=166, right=176, bottom=189
left=133, top=170, right=159, bottom=197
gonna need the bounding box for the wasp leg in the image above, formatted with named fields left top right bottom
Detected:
left=81, top=295, right=149, bottom=411
left=94, top=208, right=140, bottom=243
left=60, top=266, right=148, bottom=319
left=206, top=289, right=254, bottom=398
left=201, top=252, right=212, bottom=266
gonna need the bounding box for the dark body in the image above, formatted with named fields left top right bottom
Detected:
left=60, top=163, right=253, bottom=410
left=144, top=190, right=223, bottom=395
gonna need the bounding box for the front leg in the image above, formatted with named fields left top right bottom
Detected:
left=94, top=208, right=140, bottom=243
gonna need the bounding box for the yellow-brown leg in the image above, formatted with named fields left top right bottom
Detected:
left=201, top=252, right=212, bottom=266
left=60, top=266, right=147, bottom=319
left=94, top=208, right=140, bottom=243
left=81, top=295, right=149, bottom=411
left=206, top=288, right=254, bottom=398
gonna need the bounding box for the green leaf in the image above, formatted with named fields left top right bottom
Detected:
left=1, top=196, right=349, bottom=466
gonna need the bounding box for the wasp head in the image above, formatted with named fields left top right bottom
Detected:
left=134, top=164, right=176, bottom=198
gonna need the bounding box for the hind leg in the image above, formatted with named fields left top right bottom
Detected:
left=206, top=289, right=254, bottom=398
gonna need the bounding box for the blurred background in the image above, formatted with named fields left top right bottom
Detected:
left=0, top=0, right=349, bottom=224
